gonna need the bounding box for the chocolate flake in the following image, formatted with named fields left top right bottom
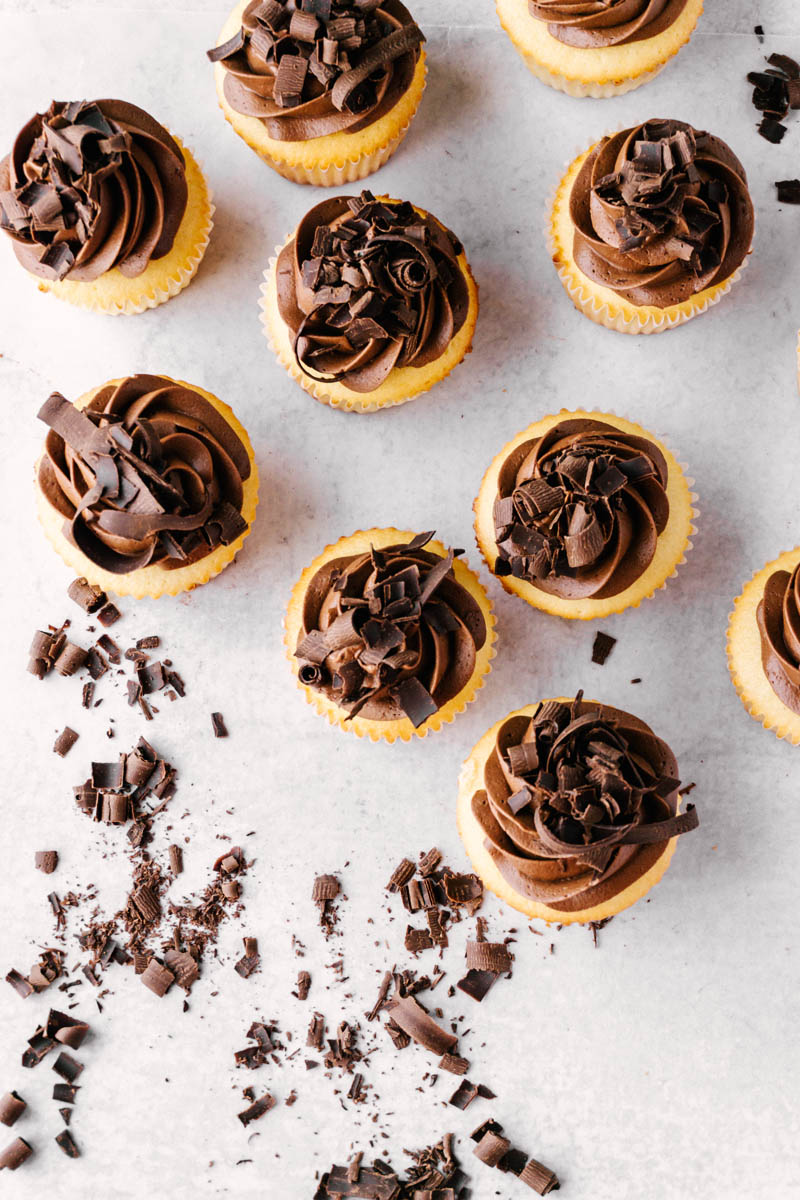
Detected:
left=211, top=712, right=228, bottom=738
left=591, top=631, right=617, bottom=665
left=238, top=1092, right=275, bottom=1126
left=35, top=850, right=58, bottom=875
left=0, top=1136, right=33, bottom=1170
left=55, top=1129, right=80, bottom=1158
left=96, top=602, right=121, bottom=628
left=53, top=727, right=79, bottom=757
left=776, top=178, right=800, bottom=203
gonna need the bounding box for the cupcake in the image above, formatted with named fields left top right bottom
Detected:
left=474, top=411, right=695, bottom=620
left=208, top=0, right=426, bottom=186
left=727, top=547, right=800, bottom=746
left=457, top=694, right=699, bottom=924
left=497, top=0, right=703, bottom=97
left=0, top=100, right=212, bottom=315
left=35, top=375, right=258, bottom=598
left=550, top=119, right=754, bottom=334
left=262, top=190, right=478, bottom=413
left=285, top=529, right=496, bottom=741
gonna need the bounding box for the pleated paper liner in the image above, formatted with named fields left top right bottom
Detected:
left=35, top=378, right=259, bottom=599
left=30, top=141, right=213, bottom=316
left=457, top=700, right=683, bottom=924
left=473, top=408, right=697, bottom=621
left=727, top=547, right=800, bottom=747
left=549, top=143, right=751, bottom=334
left=259, top=227, right=479, bottom=413
left=284, top=528, right=497, bottom=742
left=213, top=0, right=426, bottom=186
left=495, top=0, right=703, bottom=97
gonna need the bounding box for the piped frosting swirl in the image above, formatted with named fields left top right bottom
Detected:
left=0, top=100, right=187, bottom=282
left=492, top=418, right=670, bottom=600
left=757, top=564, right=800, bottom=716
left=569, top=119, right=754, bottom=309
left=208, top=0, right=423, bottom=143
left=528, top=0, right=689, bottom=48
left=471, top=696, right=698, bottom=912
left=37, top=375, right=251, bottom=574
left=295, top=532, right=487, bottom=726
left=276, top=191, right=469, bottom=393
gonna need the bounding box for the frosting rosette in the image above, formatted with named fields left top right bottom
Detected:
left=492, top=417, right=669, bottom=600
left=294, top=531, right=489, bottom=727
left=467, top=696, right=697, bottom=915
left=0, top=100, right=188, bottom=283
left=208, top=0, right=423, bottom=143
left=275, top=190, right=469, bottom=392
left=757, top=564, right=800, bottom=715
left=528, top=0, right=690, bottom=48
left=37, top=375, right=253, bottom=575
left=569, top=119, right=754, bottom=309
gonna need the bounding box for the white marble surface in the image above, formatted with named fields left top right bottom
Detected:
left=1, top=2, right=799, bottom=1197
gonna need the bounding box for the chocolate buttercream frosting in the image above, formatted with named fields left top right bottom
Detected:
left=492, top=418, right=669, bottom=599
left=0, top=100, right=187, bottom=283
left=208, top=0, right=423, bottom=143
left=529, top=0, right=689, bottom=48
left=37, top=375, right=251, bottom=574
left=569, top=119, right=754, bottom=308
left=295, top=532, right=487, bottom=725
left=472, top=695, right=698, bottom=913
left=277, top=190, right=469, bottom=392
left=757, top=564, right=800, bottom=715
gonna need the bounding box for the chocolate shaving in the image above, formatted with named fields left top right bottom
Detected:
left=35, top=851, right=58, bottom=875
left=0, top=1093, right=26, bottom=1128
left=96, top=602, right=121, bottom=628
left=211, top=712, right=228, bottom=738
left=776, top=178, right=800, bottom=203
left=55, top=1129, right=80, bottom=1158
left=591, top=631, right=617, bottom=665
left=237, top=1092, right=275, bottom=1126
left=385, top=994, right=457, bottom=1056
left=0, top=1136, right=33, bottom=1170
left=53, top=727, right=79, bottom=757
left=67, top=578, right=106, bottom=613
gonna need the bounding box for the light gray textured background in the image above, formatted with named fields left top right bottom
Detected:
left=0, top=1, right=799, bottom=1197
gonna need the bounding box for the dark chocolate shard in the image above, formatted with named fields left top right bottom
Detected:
left=211, top=712, right=228, bottom=738
left=776, top=178, right=800, bottom=203
left=55, top=1129, right=80, bottom=1158
left=393, top=677, right=437, bottom=728
left=457, top=969, right=497, bottom=1003
left=591, top=631, right=617, bottom=665
left=237, top=1092, right=275, bottom=1126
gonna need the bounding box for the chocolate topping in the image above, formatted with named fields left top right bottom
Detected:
left=209, top=0, right=423, bottom=143
left=529, top=0, right=689, bottom=48
left=757, top=563, right=800, bottom=715
left=295, top=532, right=486, bottom=725
left=37, top=375, right=251, bottom=575
left=0, top=100, right=187, bottom=282
left=276, top=192, right=468, bottom=392
left=569, top=120, right=754, bottom=309
left=471, top=696, right=697, bottom=913
left=493, top=419, right=670, bottom=599
left=0, top=1093, right=26, bottom=1128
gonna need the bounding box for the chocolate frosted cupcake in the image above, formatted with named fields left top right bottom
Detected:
left=261, top=190, right=478, bottom=412
left=458, top=695, right=699, bottom=923
left=474, top=411, right=695, bottom=619
left=35, top=375, right=258, bottom=598
left=728, top=548, right=800, bottom=745
left=549, top=119, right=754, bottom=334
left=497, top=0, right=703, bottom=96
left=285, top=530, right=496, bottom=741
left=208, top=0, right=426, bottom=185
left=0, top=100, right=212, bottom=315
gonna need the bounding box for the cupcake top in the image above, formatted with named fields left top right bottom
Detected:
left=471, top=695, right=698, bottom=912
left=757, top=563, right=800, bottom=715
left=276, top=190, right=469, bottom=392
left=492, top=417, right=669, bottom=600
left=208, top=0, right=424, bottom=143
left=294, top=532, right=488, bottom=726
left=0, top=100, right=187, bottom=283
left=569, top=119, right=754, bottom=308
left=37, top=375, right=252, bottom=574
left=528, top=0, right=690, bottom=48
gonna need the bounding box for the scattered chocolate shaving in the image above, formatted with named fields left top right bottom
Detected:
left=96, top=634, right=120, bottom=664
left=55, top=1129, right=80, bottom=1158
left=776, top=178, right=800, bottom=203
left=211, top=711, right=228, bottom=738
left=5, top=971, right=34, bottom=999
left=35, top=851, right=58, bottom=876
left=96, top=602, right=121, bottom=628
left=0, top=1093, right=26, bottom=1127
left=456, top=969, right=497, bottom=1004
left=313, top=873, right=341, bottom=936
left=471, top=1118, right=559, bottom=1194
left=465, top=941, right=513, bottom=975
left=52, top=1052, right=83, bottom=1083
left=439, top=1053, right=469, bottom=1075
left=52, top=1082, right=79, bottom=1105
left=168, top=844, right=183, bottom=874
left=140, top=958, right=174, bottom=997
left=295, top=970, right=311, bottom=1001
left=67, top=578, right=106, bottom=613
left=53, top=727, right=79, bottom=757
left=385, top=993, right=458, bottom=1057
left=0, top=1136, right=33, bottom=1169
left=591, top=631, right=616, bottom=665
left=235, top=937, right=260, bottom=978
left=237, top=1092, right=275, bottom=1126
